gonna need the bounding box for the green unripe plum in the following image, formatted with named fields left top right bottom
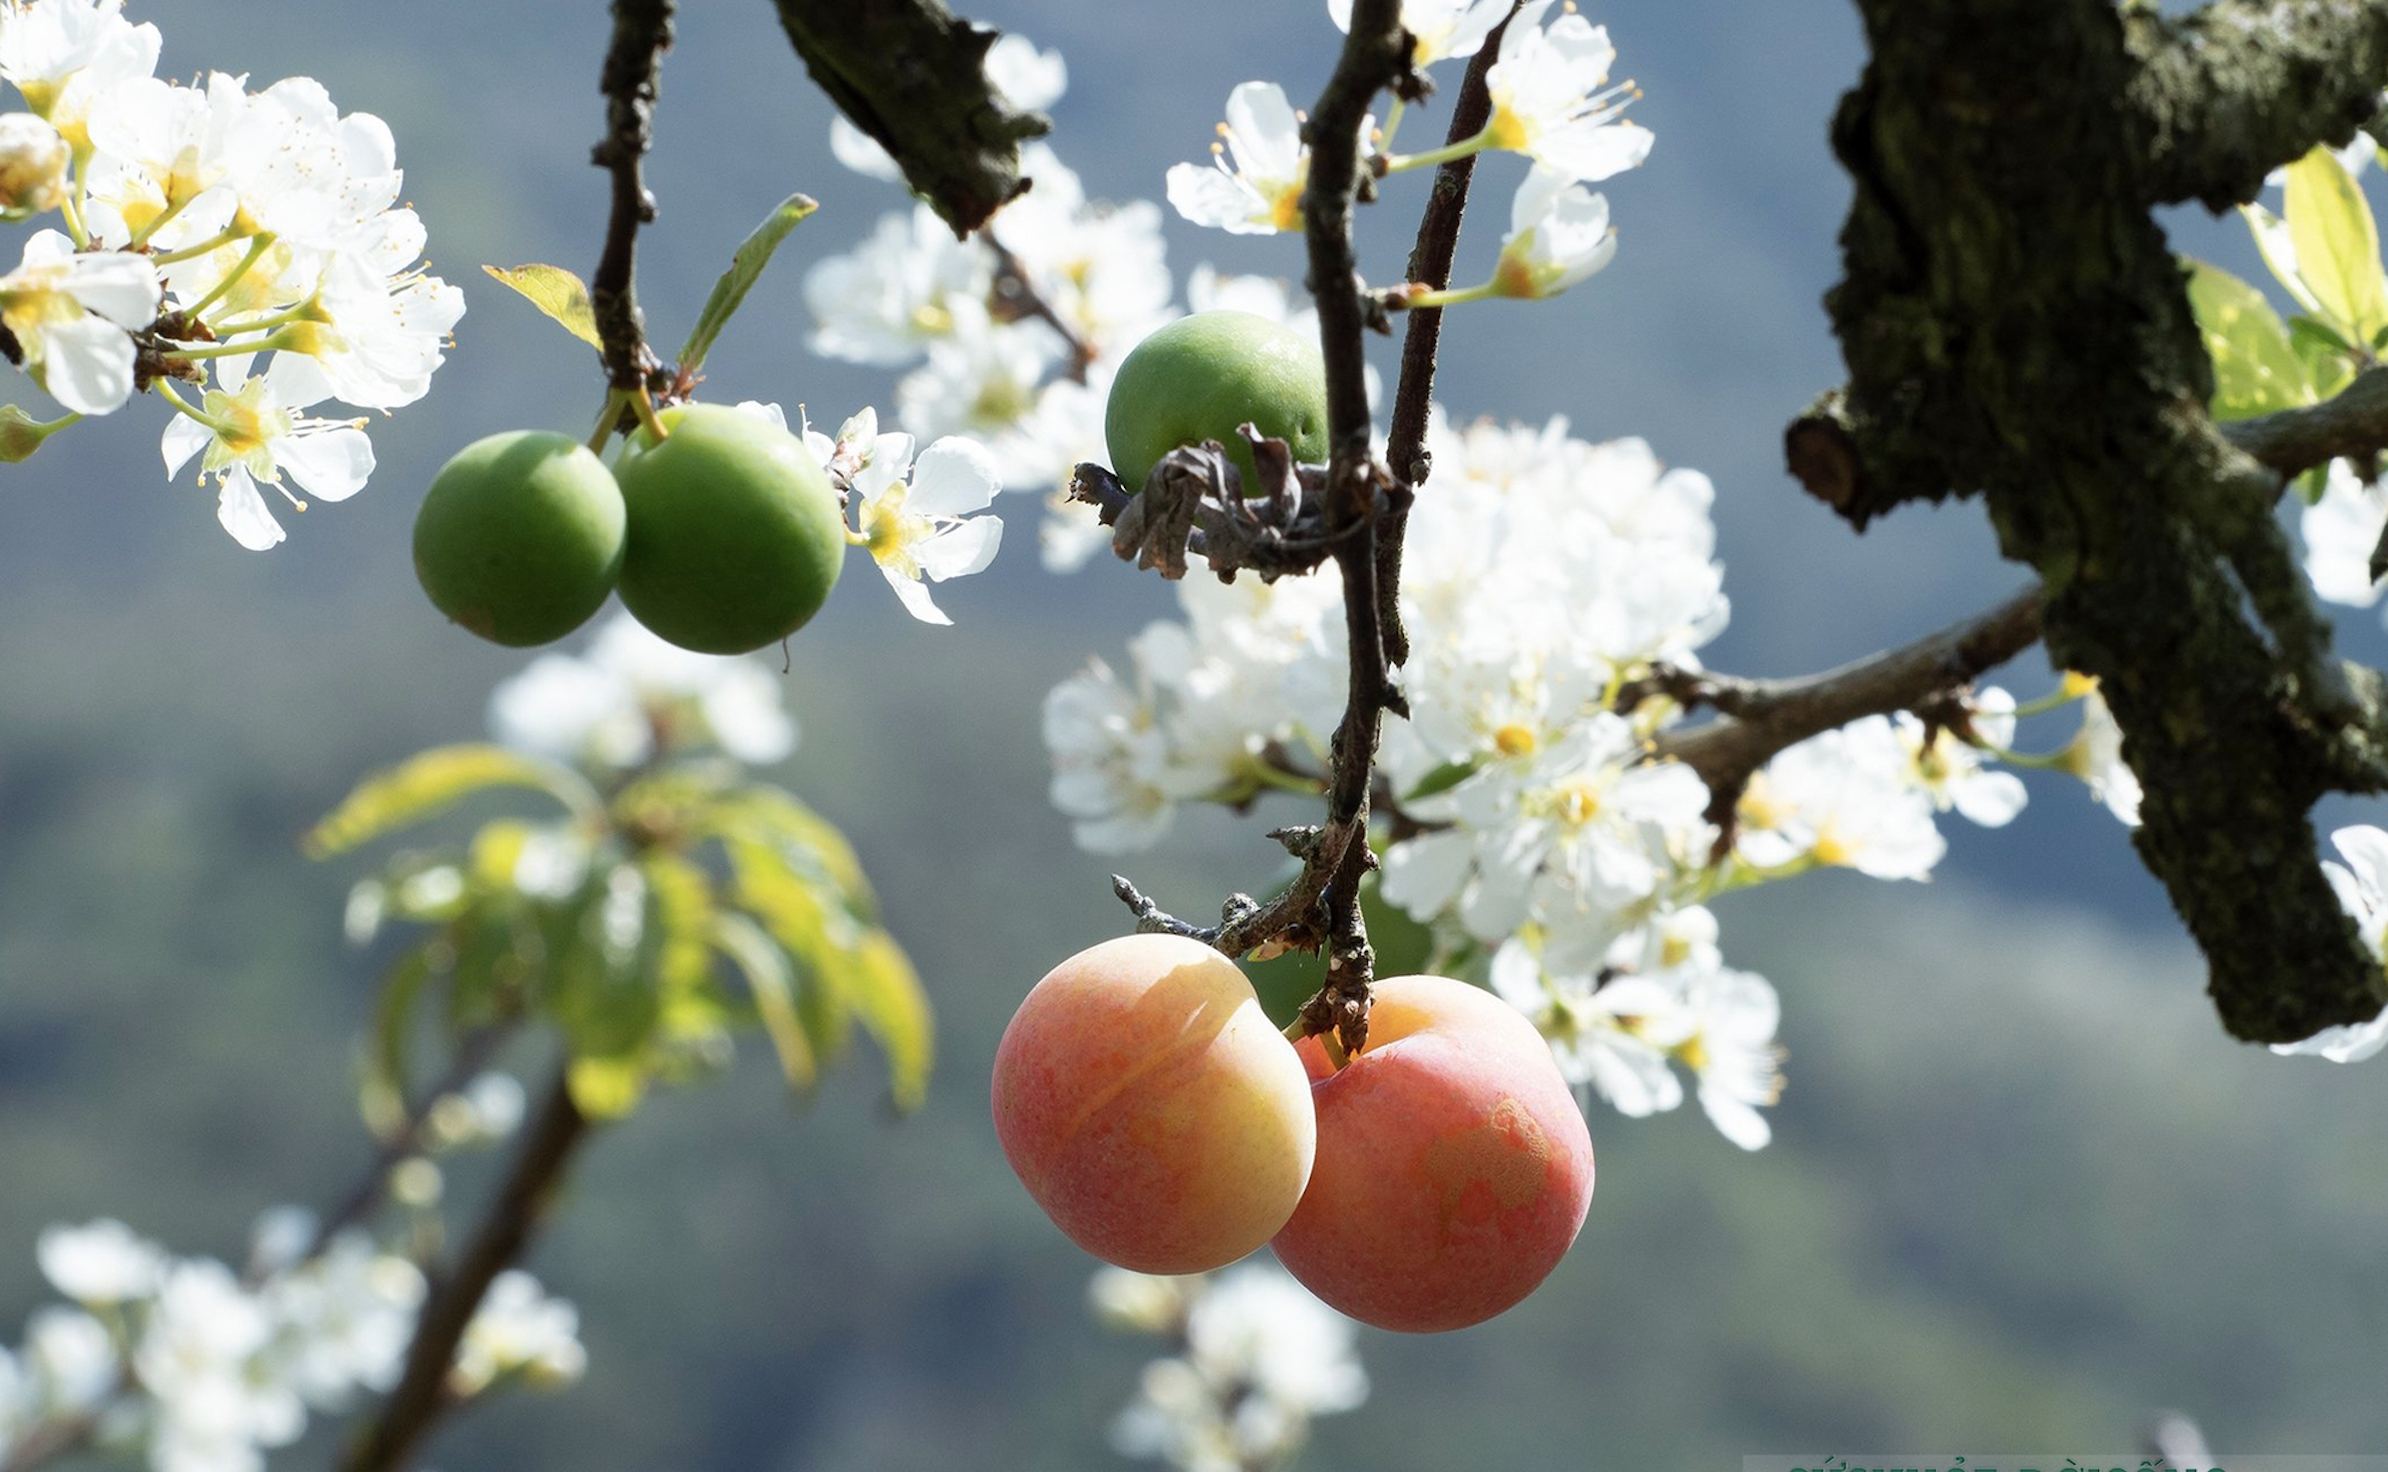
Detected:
left=413, top=430, right=627, bottom=647
left=614, top=403, right=846, bottom=656
left=1104, top=310, right=1329, bottom=493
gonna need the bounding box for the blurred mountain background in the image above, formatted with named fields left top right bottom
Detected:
left=5, top=0, right=2386, bottom=1467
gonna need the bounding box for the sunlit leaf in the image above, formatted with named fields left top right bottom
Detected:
left=2242, top=201, right=2323, bottom=316
left=567, top=1054, right=647, bottom=1119
left=710, top=911, right=817, bottom=1092
left=306, top=745, right=597, bottom=857
left=706, top=788, right=873, bottom=910
left=725, top=836, right=858, bottom=1066
left=677, top=194, right=818, bottom=376
left=849, top=929, right=933, bottom=1111
left=2283, top=147, right=2388, bottom=347
left=482, top=263, right=604, bottom=350
left=2185, top=258, right=2314, bottom=420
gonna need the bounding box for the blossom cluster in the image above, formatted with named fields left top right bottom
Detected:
left=0, top=0, right=461, bottom=548
left=1089, top=1264, right=1367, bottom=1472
left=0, top=1077, right=586, bottom=1472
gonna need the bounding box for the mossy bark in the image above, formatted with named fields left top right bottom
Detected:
left=1818, top=0, right=2388, bottom=1041
left=768, top=0, right=1046, bottom=236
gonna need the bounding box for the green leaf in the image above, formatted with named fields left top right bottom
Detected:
left=567, top=1055, right=647, bottom=1119
left=725, top=836, right=858, bottom=1066
left=676, top=194, right=818, bottom=376
left=2292, top=319, right=2360, bottom=400
left=706, top=788, right=874, bottom=909
left=306, top=745, right=598, bottom=857
left=2242, top=201, right=2323, bottom=315
left=2184, top=259, right=2313, bottom=421
left=482, top=264, right=604, bottom=350
left=548, top=865, right=663, bottom=1058
left=364, top=947, right=435, bottom=1136
left=2295, top=463, right=2334, bottom=505
left=2282, top=146, right=2388, bottom=347
left=1402, top=758, right=1481, bottom=804
left=849, top=929, right=932, bottom=1111
left=710, top=911, right=817, bottom=1091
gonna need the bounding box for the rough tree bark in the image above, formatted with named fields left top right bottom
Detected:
left=1797, top=0, right=2388, bottom=1042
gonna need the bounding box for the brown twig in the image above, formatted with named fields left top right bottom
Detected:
left=289, top=1027, right=514, bottom=1279
left=1378, top=2, right=1519, bottom=666
left=1106, top=0, right=1416, bottom=1060
left=986, top=235, right=1095, bottom=380
left=1649, top=585, right=2047, bottom=831
left=335, top=1067, right=593, bottom=1472
left=589, top=0, right=674, bottom=397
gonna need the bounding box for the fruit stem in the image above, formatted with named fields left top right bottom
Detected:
left=629, top=388, right=669, bottom=444
left=587, top=388, right=631, bottom=453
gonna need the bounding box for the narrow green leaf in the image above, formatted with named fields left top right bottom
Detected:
left=482, top=264, right=604, bottom=350
left=2242, top=201, right=2323, bottom=315
left=367, top=947, right=435, bottom=1135
left=2295, top=463, right=2334, bottom=505
left=725, top=837, right=857, bottom=1067
left=849, top=929, right=933, bottom=1111
left=307, top=745, right=598, bottom=857
left=677, top=194, right=818, bottom=376
left=710, top=911, right=817, bottom=1091
left=2184, top=259, right=2313, bottom=421
left=706, top=788, right=873, bottom=910
left=1402, top=758, right=1481, bottom=804
left=2283, top=147, right=2388, bottom=346
left=2291, top=319, right=2360, bottom=400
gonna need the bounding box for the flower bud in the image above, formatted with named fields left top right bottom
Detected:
left=0, top=113, right=70, bottom=220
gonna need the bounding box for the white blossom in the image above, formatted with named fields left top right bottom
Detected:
left=0, top=226, right=160, bottom=413
left=2299, top=458, right=2387, bottom=608
left=1737, top=717, right=1947, bottom=881
left=2062, top=684, right=2143, bottom=828
left=159, top=352, right=373, bottom=552
left=451, top=1271, right=585, bottom=1395
left=37, top=1218, right=167, bottom=1304
left=2273, top=824, right=2388, bottom=1063
left=1490, top=165, right=1616, bottom=299
left=1329, top=0, right=1510, bottom=68
left=1165, top=81, right=1309, bottom=235
left=488, top=612, right=798, bottom=769
left=1481, top=0, right=1653, bottom=185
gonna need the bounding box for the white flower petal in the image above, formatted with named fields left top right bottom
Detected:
left=906, top=436, right=1004, bottom=515
left=215, top=467, right=286, bottom=550
left=880, top=562, right=953, bottom=625
left=916, top=514, right=1003, bottom=581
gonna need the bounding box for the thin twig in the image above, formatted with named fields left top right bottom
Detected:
left=1378, top=2, right=1518, bottom=666
left=1650, top=585, right=2048, bottom=828
left=986, top=235, right=1095, bottom=380
left=335, top=1068, right=593, bottom=1472
left=289, top=1027, right=513, bottom=1278
left=590, top=0, right=674, bottom=395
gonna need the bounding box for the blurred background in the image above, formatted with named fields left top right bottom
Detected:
left=5, top=0, right=2387, bottom=1466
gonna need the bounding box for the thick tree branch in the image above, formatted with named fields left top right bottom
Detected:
left=1651, top=586, right=2047, bottom=823
left=590, top=0, right=673, bottom=394
left=2128, top=0, right=2388, bottom=211
left=1818, top=0, right=2387, bottom=1043
left=767, top=0, right=1046, bottom=236
left=1790, top=366, right=2388, bottom=514
left=336, top=1069, right=593, bottom=1472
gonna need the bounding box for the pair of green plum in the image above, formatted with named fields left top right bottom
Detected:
left=412, top=311, right=1329, bottom=654
left=413, top=403, right=846, bottom=655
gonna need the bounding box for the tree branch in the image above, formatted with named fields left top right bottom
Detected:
left=335, top=1068, right=593, bottom=1472
left=1790, top=366, right=2388, bottom=515
left=2128, top=0, right=2388, bottom=211
left=590, top=0, right=673, bottom=394
left=1376, top=3, right=1518, bottom=667
left=1650, top=585, right=2046, bottom=826
left=767, top=0, right=1046, bottom=236
left=1816, top=0, right=2388, bottom=1043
